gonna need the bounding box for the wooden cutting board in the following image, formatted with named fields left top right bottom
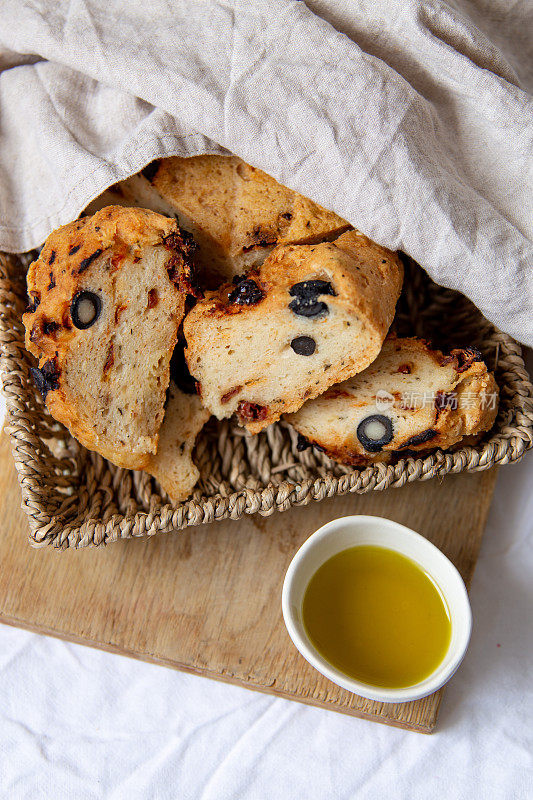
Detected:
left=0, top=432, right=497, bottom=733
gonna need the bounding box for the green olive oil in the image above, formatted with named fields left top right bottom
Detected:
left=302, top=545, right=451, bottom=688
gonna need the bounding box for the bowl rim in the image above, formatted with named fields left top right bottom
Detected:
left=281, top=514, right=472, bottom=703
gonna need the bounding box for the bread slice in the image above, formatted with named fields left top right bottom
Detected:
left=286, top=337, right=499, bottom=464
left=183, top=230, right=403, bottom=433
left=23, top=206, right=195, bottom=469
left=146, top=381, right=210, bottom=503
left=86, top=156, right=351, bottom=286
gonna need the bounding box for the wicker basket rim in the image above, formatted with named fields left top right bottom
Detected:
left=1, top=252, right=532, bottom=549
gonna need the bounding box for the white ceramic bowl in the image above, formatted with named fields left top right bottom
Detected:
left=282, top=515, right=472, bottom=703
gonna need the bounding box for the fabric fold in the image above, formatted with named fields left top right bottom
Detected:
left=0, top=0, right=531, bottom=344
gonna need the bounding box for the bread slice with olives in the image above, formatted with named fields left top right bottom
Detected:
left=23, top=206, right=195, bottom=470
left=285, top=337, right=499, bottom=465
left=183, top=230, right=403, bottom=433
left=86, top=156, right=351, bottom=287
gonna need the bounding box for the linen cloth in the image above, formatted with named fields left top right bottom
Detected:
left=0, top=387, right=532, bottom=799
left=0, top=0, right=532, bottom=345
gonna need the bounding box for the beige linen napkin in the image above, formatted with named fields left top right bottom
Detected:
left=0, top=0, right=532, bottom=344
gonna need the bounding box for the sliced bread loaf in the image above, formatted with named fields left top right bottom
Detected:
left=183, top=230, right=403, bottom=433
left=87, top=156, right=351, bottom=286
left=23, top=206, right=195, bottom=469
left=146, top=381, right=210, bottom=503
left=286, top=337, right=498, bottom=464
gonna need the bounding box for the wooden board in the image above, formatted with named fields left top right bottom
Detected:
left=0, top=432, right=497, bottom=733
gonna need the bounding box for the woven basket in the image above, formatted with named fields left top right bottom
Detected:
left=1, top=250, right=532, bottom=549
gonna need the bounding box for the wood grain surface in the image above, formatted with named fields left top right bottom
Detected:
left=0, top=433, right=498, bottom=732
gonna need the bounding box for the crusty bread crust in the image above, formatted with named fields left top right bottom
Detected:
left=23, top=206, right=194, bottom=469
left=286, top=337, right=499, bottom=465
left=183, top=231, right=403, bottom=433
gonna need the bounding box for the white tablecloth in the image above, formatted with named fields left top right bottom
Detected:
left=1, top=390, right=532, bottom=799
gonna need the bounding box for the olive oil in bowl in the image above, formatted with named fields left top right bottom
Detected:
left=302, top=545, right=451, bottom=689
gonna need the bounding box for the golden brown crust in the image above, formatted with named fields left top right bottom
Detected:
left=148, top=155, right=352, bottom=283
left=288, top=337, right=498, bottom=466
left=269, top=231, right=404, bottom=345
left=188, top=231, right=402, bottom=329
left=184, top=232, right=403, bottom=433
left=24, top=207, right=180, bottom=357
left=23, top=206, right=193, bottom=469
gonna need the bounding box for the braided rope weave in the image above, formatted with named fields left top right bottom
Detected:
left=1, top=252, right=531, bottom=549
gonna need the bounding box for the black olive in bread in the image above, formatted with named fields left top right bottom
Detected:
left=183, top=230, right=403, bottom=433
left=286, top=337, right=499, bottom=464
left=23, top=206, right=195, bottom=469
